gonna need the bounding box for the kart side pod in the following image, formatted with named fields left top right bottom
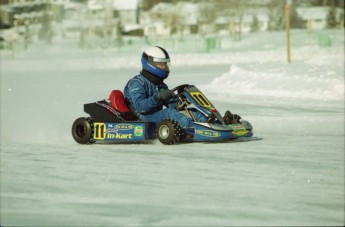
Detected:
left=72, top=98, right=156, bottom=144
left=72, top=117, right=156, bottom=144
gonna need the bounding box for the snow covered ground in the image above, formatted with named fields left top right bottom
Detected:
left=1, top=30, right=344, bottom=226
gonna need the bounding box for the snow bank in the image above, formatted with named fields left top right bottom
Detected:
left=196, top=41, right=344, bottom=103
left=203, top=63, right=344, bottom=101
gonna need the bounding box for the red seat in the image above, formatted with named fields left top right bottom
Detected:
left=108, top=90, right=131, bottom=113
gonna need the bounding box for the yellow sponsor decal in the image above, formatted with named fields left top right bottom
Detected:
left=94, top=123, right=106, bottom=140
left=107, top=133, right=133, bottom=139
left=196, top=129, right=220, bottom=137
left=190, top=91, right=211, bottom=109
left=232, top=125, right=248, bottom=136
left=115, top=124, right=134, bottom=130
left=94, top=123, right=136, bottom=140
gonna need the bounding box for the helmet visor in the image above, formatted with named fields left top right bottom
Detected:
left=153, top=57, right=170, bottom=63
left=152, top=58, right=170, bottom=71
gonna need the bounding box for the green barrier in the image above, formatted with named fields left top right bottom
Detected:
left=205, top=37, right=220, bottom=52
left=318, top=33, right=332, bottom=47
left=206, top=37, right=216, bottom=49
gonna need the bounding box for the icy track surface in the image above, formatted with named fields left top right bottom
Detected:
left=1, top=33, right=344, bottom=226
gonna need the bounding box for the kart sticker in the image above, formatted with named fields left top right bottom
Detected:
left=190, top=91, right=211, bottom=109
left=94, top=123, right=145, bottom=140
left=196, top=129, right=220, bottom=137
left=94, top=123, right=106, bottom=140
left=115, top=124, right=134, bottom=130
left=106, top=132, right=133, bottom=139
left=232, top=125, right=248, bottom=136
left=134, top=126, right=143, bottom=136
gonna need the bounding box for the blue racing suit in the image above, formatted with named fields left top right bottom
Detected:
left=124, top=73, right=207, bottom=128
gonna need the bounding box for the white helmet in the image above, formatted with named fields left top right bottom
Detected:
left=141, top=46, right=170, bottom=79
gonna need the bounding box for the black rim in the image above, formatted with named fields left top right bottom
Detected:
left=76, top=124, right=86, bottom=138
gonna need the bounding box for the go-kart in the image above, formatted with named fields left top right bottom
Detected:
left=72, top=84, right=253, bottom=145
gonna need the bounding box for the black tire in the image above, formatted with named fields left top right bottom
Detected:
left=156, top=119, right=183, bottom=145
left=72, top=117, right=93, bottom=144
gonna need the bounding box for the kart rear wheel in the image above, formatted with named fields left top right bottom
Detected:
left=157, top=119, right=183, bottom=145
left=72, top=117, right=93, bottom=144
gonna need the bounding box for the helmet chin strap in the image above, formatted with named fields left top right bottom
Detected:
left=142, top=69, right=166, bottom=85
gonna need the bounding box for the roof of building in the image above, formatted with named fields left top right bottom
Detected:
left=113, top=0, right=138, bottom=11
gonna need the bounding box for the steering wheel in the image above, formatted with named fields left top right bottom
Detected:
left=171, top=84, right=189, bottom=95
left=170, top=84, right=190, bottom=111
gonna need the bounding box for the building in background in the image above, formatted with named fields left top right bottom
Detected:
left=0, top=0, right=343, bottom=48
left=297, top=6, right=344, bottom=30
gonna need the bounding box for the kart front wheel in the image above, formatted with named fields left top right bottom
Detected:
left=157, top=119, right=183, bottom=145
left=72, top=117, right=93, bottom=144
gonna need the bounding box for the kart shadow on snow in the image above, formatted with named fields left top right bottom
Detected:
left=86, top=136, right=263, bottom=146
left=200, top=136, right=263, bottom=144
left=177, top=136, right=263, bottom=145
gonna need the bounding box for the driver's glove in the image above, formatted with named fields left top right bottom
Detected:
left=155, top=89, right=175, bottom=102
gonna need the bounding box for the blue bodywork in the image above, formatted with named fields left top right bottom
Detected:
left=191, top=122, right=253, bottom=142
left=92, top=122, right=156, bottom=142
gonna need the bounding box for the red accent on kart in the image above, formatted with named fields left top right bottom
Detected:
left=108, top=90, right=131, bottom=113
left=210, top=108, right=217, bottom=112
